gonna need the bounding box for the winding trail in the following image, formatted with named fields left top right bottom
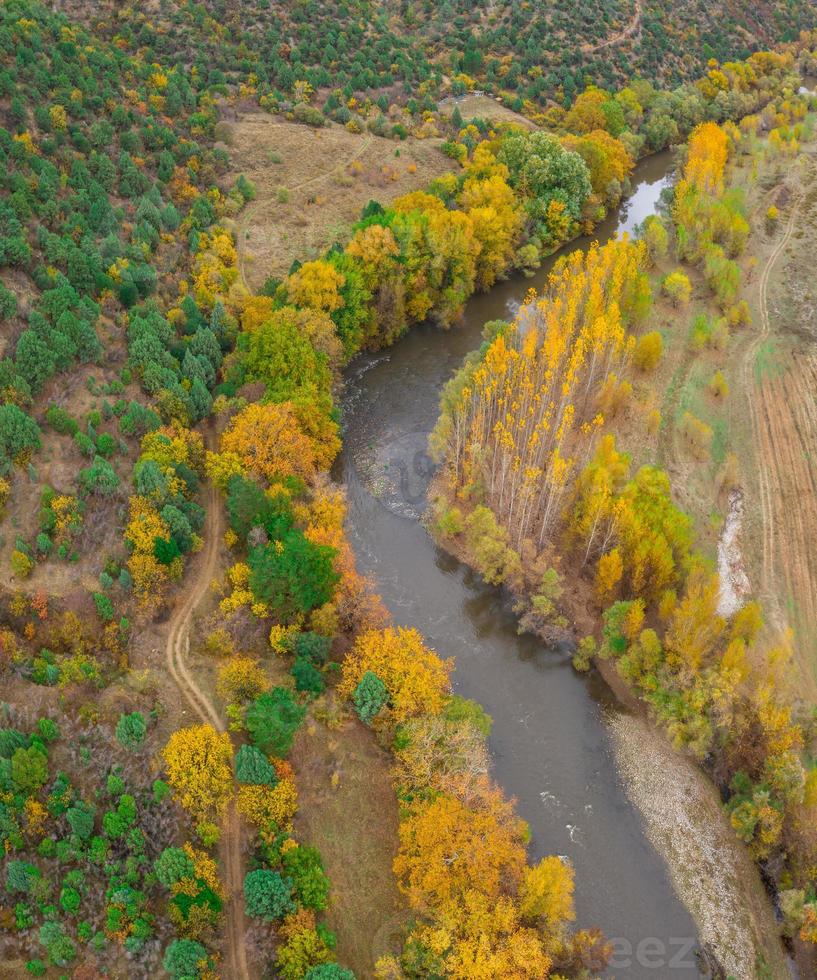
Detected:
left=741, top=192, right=800, bottom=627
left=582, top=0, right=642, bottom=53
left=165, top=449, right=251, bottom=980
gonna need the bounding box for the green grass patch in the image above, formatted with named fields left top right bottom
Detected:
left=754, top=338, right=784, bottom=381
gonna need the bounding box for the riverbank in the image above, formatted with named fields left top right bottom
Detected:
left=608, top=709, right=790, bottom=979
left=426, top=478, right=789, bottom=976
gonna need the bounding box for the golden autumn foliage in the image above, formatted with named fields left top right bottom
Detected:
left=236, top=778, right=298, bottom=831
left=216, top=657, right=269, bottom=704
left=683, top=122, right=730, bottom=195
left=220, top=402, right=317, bottom=485
left=393, top=790, right=527, bottom=913
left=434, top=237, right=649, bottom=553
left=162, top=725, right=234, bottom=821
left=338, top=627, right=453, bottom=722
left=286, top=259, right=345, bottom=313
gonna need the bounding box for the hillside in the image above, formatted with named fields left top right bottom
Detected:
left=64, top=0, right=817, bottom=116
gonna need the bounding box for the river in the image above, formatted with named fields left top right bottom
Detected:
left=339, top=152, right=709, bottom=977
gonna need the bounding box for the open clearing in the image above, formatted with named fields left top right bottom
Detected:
left=291, top=711, right=405, bottom=977
left=226, top=114, right=452, bottom=289
left=437, top=93, right=538, bottom=128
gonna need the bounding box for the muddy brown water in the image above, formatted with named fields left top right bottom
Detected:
left=340, top=152, right=709, bottom=977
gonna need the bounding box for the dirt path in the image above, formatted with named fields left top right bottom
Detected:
left=164, top=460, right=251, bottom=980
left=582, top=0, right=642, bottom=53
left=236, top=131, right=374, bottom=290
left=741, top=194, right=800, bottom=628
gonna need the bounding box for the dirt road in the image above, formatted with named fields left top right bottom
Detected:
left=165, top=470, right=251, bottom=980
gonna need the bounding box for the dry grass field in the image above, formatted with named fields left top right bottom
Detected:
left=225, top=114, right=453, bottom=289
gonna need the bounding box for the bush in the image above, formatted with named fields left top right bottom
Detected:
left=633, top=331, right=663, bottom=371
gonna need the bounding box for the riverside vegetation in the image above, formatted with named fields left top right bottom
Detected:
left=429, top=87, right=817, bottom=967
left=2, top=0, right=817, bottom=977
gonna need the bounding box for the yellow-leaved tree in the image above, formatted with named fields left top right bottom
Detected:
left=162, top=724, right=234, bottom=822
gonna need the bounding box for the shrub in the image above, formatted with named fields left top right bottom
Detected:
left=633, top=331, right=663, bottom=371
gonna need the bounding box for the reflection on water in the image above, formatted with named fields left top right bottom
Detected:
left=340, top=151, right=707, bottom=977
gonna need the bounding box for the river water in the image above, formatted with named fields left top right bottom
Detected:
left=340, top=152, right=708, bottom=977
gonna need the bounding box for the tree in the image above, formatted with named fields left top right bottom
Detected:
left=163, top=939, right=210, bottom=979
left=519, top=856, right=576, bottom=930
left=245, top=688, right=306, bottom=757
left=220, top=402, right=317, bottom=486
left=161, top=725, right=234, bottom=821
left=115, top=712, right=146, bottom=750
left=248, top=532, right=339, bottom=621
left=282, top=845, right=330, bottom=910
left=0, top=404, right=40, bottom=469
left=292, top=657, right=325, bottom=697
left=244, top=869, right=296, bottom=920
left=339, top=628, right=452, bottom=723
left=304, top=966, right=355, bottom=980
left=235, top=744, right=278, bottom=786
left=154, top=847, right=196, bottom=888
left=353, top=671, right=388, bottom=725
left=11, top=745, right=48, bottom=792
left=66, top=801, right=95, bottom=840
left=244, top=307, right=332, bottom=402
left=78, top=456, right=120, bottom=496
left=217, top=657, right=269, bottom=706
left=394, top=790, right=527, bottom=912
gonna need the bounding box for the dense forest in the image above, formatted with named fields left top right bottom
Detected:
left=1, top=0, right=817, bottom=977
